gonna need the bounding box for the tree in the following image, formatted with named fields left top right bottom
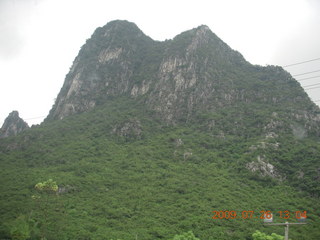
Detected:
left=252, top=230, right=284, bottom=240
left=33, top=179, right=59, bottom=239
left=7, top=215, right=39, bottom=240
left=172, top=231, right=200, bottom=240
left=35, top=179, right=58, bottom=194
left=8, top=215, right=30, bottom=240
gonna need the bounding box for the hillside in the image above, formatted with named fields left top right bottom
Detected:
left=0, top=20, right=320, bottom=240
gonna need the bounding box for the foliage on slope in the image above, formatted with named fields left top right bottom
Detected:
left=0, top=98, right=319, bottom=239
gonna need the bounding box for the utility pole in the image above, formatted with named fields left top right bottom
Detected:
left=285, top=222, right=288, bottom=240
left=264, top=222, right=307, bottom=240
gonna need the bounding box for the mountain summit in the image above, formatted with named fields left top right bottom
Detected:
left=47, top=20, right=319, bottom=136
left=0, top=111, right=29, bottom=138
left=47, top=20, right=247, bottom=121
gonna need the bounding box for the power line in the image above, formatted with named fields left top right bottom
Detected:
left=296, top=75, right=320, bottom=82
left=304, top=86, right=320, bottom=91
left=301, top=83, right=320, bottom=88
left=283, top=58, right=320, bottom=68
left=24, top=116, right=46, bottom=121
left=293, top=69, right=320, bottom=77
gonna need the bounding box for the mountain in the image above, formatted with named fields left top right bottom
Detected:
left=0, top=111, right=29, bottom=138
left=47, top=20, right=320, bottom=137
left=1, top=20, right=320, bottom=240
left=4, top=20, right=320, bottom=139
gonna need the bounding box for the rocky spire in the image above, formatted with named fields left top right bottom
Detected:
left=0, top=111, right=29, bottom=138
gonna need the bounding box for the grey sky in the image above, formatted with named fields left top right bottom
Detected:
left=0, top=0, right=319, bottom=126
left=0, top=0, right=42, bottom=59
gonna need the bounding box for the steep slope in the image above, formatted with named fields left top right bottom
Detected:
left=1, top=101, right=320, bottom=239
left=0, top=111, right=29, bottom=138
left=47, top=20, right=155, bottom=120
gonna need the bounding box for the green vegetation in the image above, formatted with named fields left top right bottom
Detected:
left=252, top=230, right=283, bottom=240
left=172, top=231, right=200, bottom=240
left=7, top=215, right=34, bottom=240
left=0, top=98, right=319, bottom=239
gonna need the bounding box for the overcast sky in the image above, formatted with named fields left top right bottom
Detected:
left=1, top=0, right=320, bottom=126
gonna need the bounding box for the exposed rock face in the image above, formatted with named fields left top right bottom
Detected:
left=111, top=119, right=142, bottom=139
left=47, top=20, right=154, bottom=120
left=46, top=20, right=320, bottom=135
left=47, top=21, right=247, bottom=121
left=0, top=111, right=29, bottom=138
left=246, top=155, right=281, bottom=179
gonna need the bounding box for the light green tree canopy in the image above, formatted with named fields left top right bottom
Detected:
left=35, top=179, right=58, bottom=194
left=172, top=231, right=200, bottom=240
left=252, top=230, right=284, bottom=240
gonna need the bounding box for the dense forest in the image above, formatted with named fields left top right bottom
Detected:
left=1, top=98, right=319, bottom=239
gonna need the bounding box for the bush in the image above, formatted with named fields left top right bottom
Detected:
left=252, top=230, right=283, bottom=240
left=172, top=231, right=200, bottom=240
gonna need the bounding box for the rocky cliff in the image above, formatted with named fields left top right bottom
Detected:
left=0, top=111, right=29, bottom=138
left=46, top=20, right=320, bottom=136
